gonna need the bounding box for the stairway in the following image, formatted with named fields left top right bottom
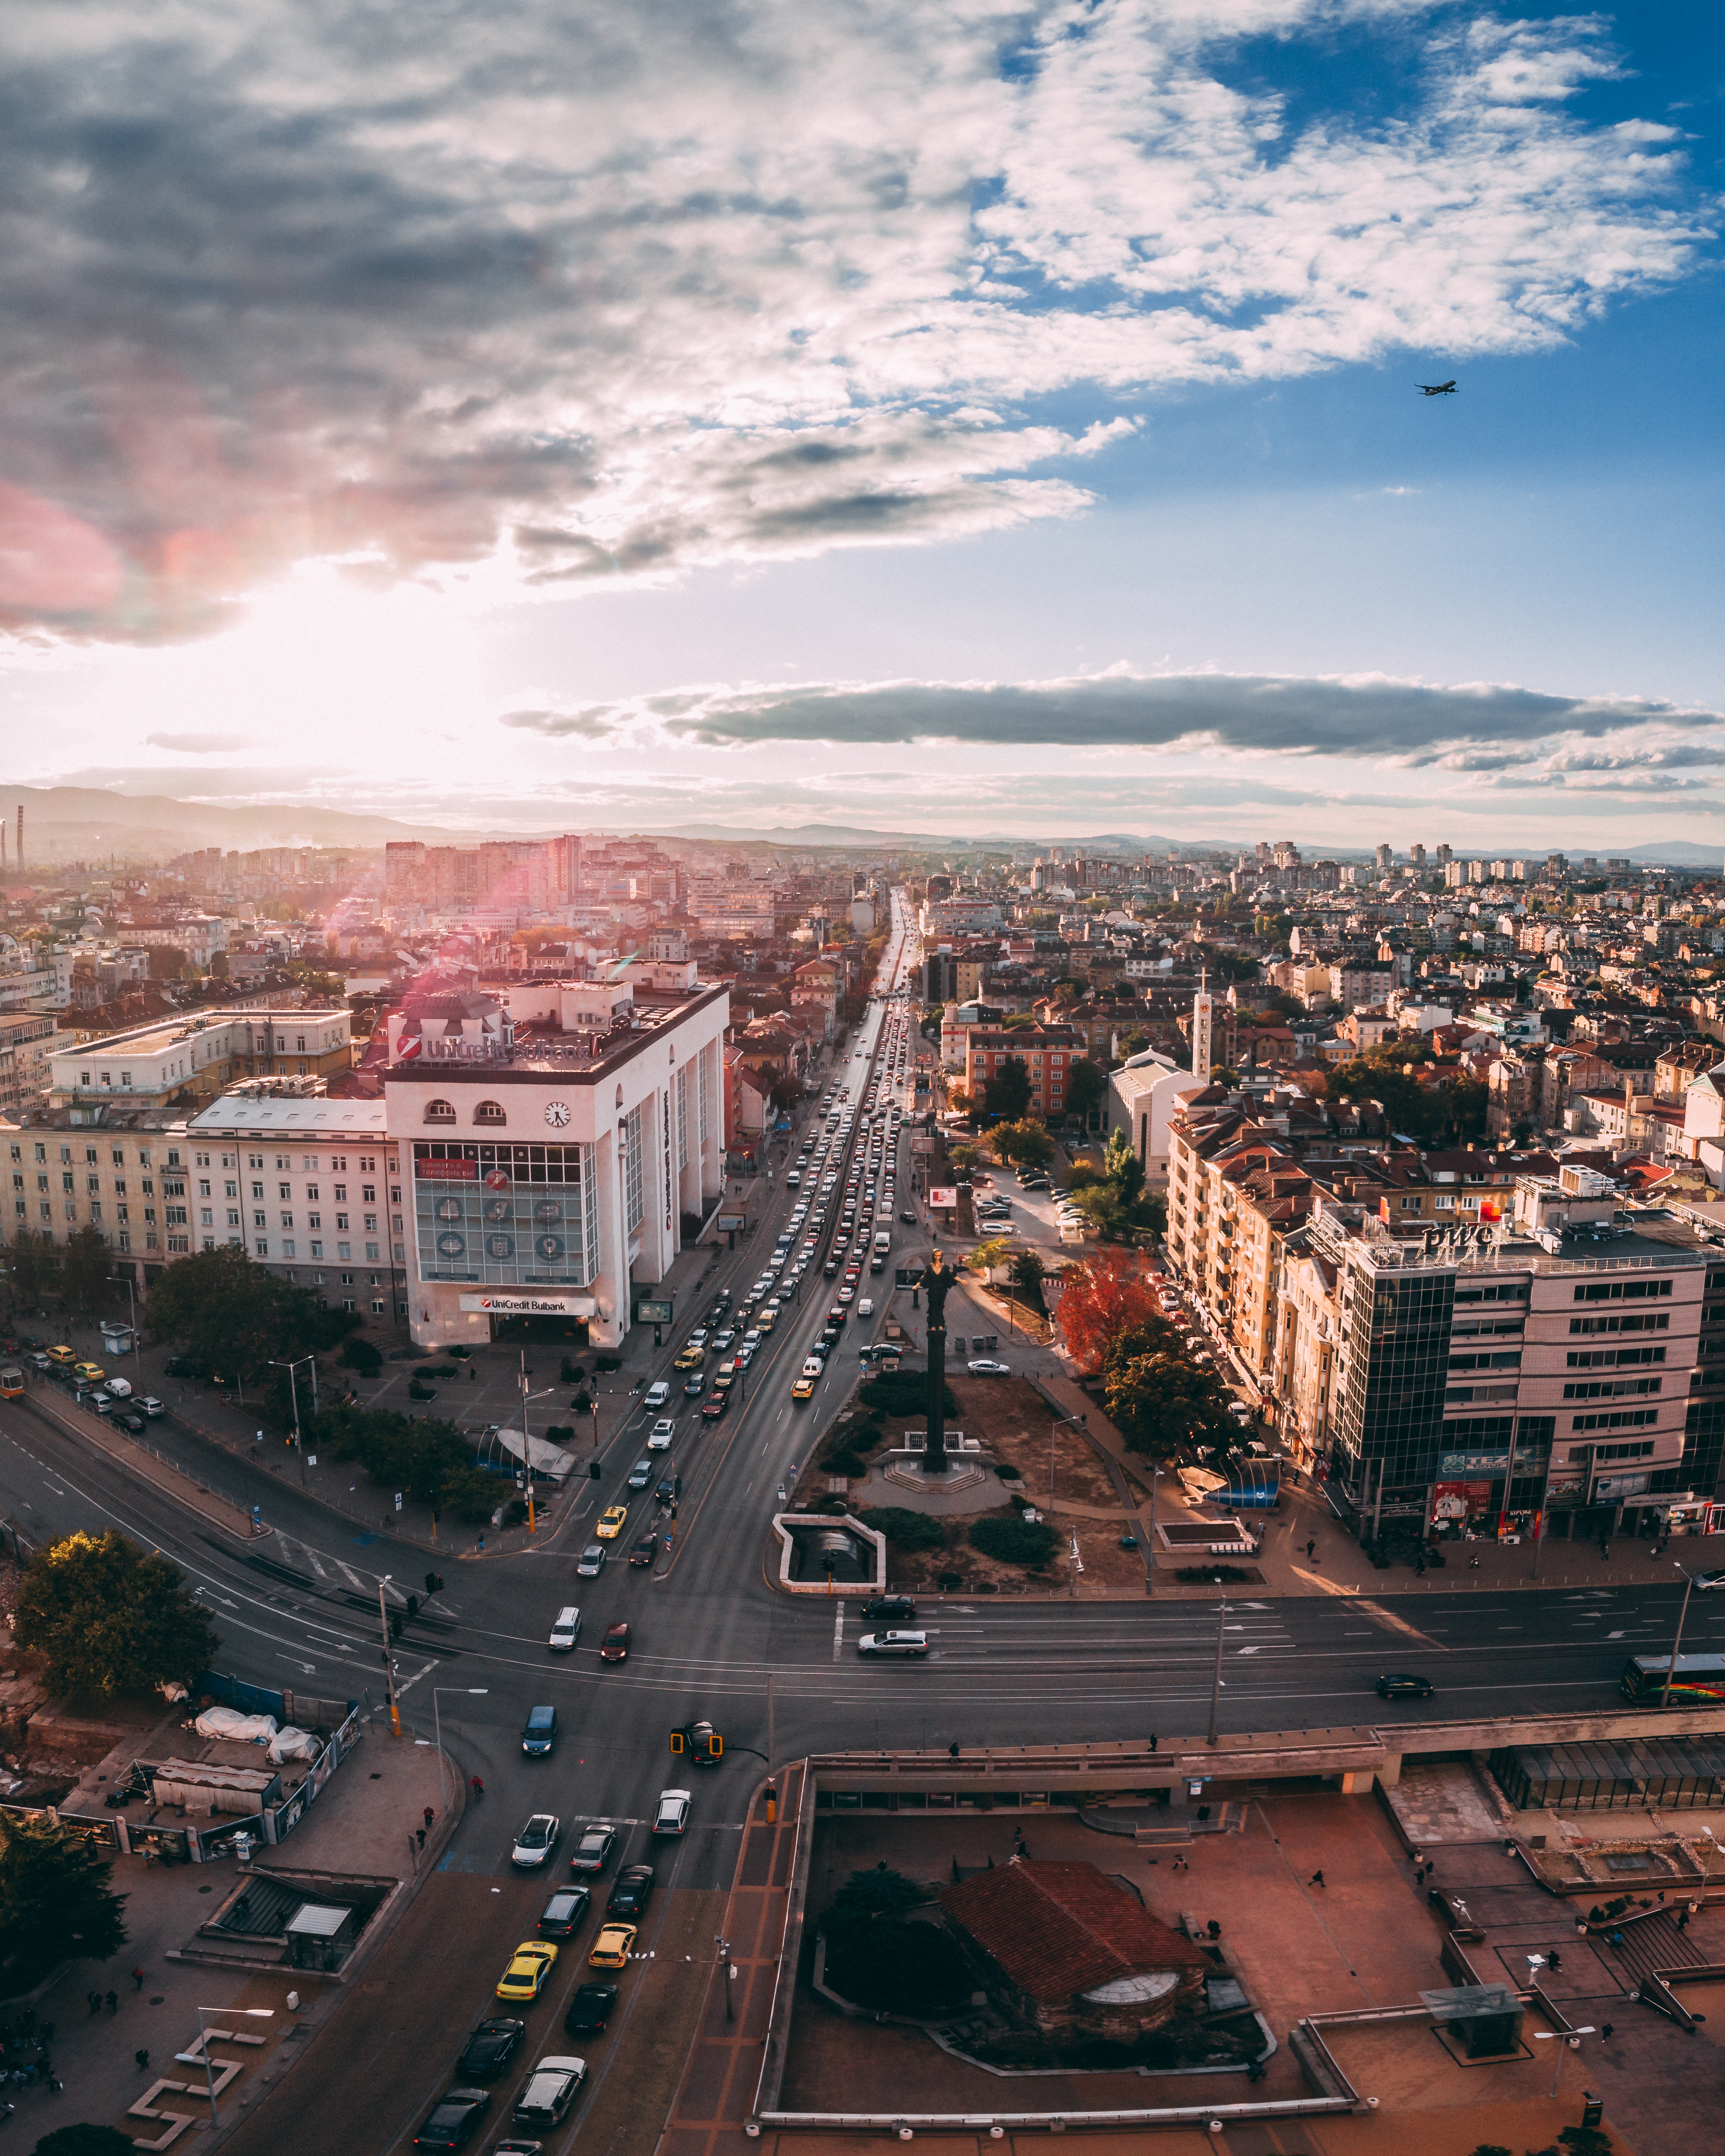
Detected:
left=1599, top=1910, right=1706, bottom=1987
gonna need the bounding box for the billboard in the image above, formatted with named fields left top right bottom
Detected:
left=633, top=1298, right=675, bottom=1325
left=929, top=1186, right=959, bottom=1207
left=458, top=1292, right=598, bottom=1316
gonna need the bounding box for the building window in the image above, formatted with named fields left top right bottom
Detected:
left=473, top=1100, right=507, bottom=1125
left=423, top=1100, right=456, bottom=1123
left=337, top=1241, right=352, bottom=1260
left=283, top=1239, right=296, bottom=1257
left=255, top=1239, right=269, bottom=1257
left=310, top=1240, right=323, bottom=1257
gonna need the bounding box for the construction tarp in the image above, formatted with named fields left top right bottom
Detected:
left=194, top=1707, right=279, bottom=1744
left=490, top=1427, right=576, bottom=1483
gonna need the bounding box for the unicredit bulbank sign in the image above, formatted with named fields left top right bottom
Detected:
left=458, top=1292, right=598, bottom=1316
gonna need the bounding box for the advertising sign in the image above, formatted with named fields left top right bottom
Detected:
left=715, top=1213, right=746, bottom=1233
left=458, top=1292, right=598, bottom=1316
left=416, top=1156, right=478, bottom=1180
left=929, top=1186, right=959, bottom=1208
left=1433, top=1479, right=1493, bottom=1524
left=633, top=1298, right=675, bottom=1326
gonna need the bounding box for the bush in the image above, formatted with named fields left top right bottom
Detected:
left=411, top=1364, right=444, bottom=1380
left=993, top=1461, right=1022, bottom=1480
left=408, top=1381, right=435, bottom=1401
left=439, top=1466, right=502, bottom=1525
left=859, top=1507, right=947, bottom=1552
left=822, top=1919, right=974, bottom=2017
left=560, top=1355, right=586, bottom=1383
left=594, top=1355, right=623, bottom=1373
left=341, top=1337, right=383, bottom=1375
left=860, top=1370, right=957, bottom=1419
left=968, top=1515, right=1058, bottom=1567
left=826, top=1451, right=871, bottom=1479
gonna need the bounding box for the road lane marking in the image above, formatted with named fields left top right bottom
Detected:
left=833, top=1602, right=847, bottom=1660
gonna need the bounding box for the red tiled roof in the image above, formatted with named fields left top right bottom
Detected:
left=937, top=1860, right=1207, bottom=2004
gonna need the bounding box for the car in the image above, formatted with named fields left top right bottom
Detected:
left=588, top=1922, right=637, bottom=1968
left=734, top=1343, right=756, bottom=1369
left=112, top=1410, right=147, bottom=1435
left=700, top=1391, right=729, bottom=1421
left=601, top=1621, right=633, bottom=1662
left=742, top=1329, right=762, bottom=1348
left=837, top=1284, right=855, bottom=1303
left=856, top=1297, right=874, bottom=1317
left=496, top=1940, right=560, bottom=2001
left=513, top=2055, right=587, bottom=2129
left=537, top=1888, right=591, bottom=1940
left=511, top=1813, right=563, bottom=1868
left=672, top=1348, right=703, bottom=1372
left=627, top=1457, right=653, bottom=1488
left=653, top=1787, right=692, bottom=1835
left=90, top=1389, right=122, bottom=1415
left=1692, top=1568, right=1725, bottom=1592
left=712, top=1363, right=736, bottom=1391
left=522, top=1704, right=558, bottom=1757
left=575, top=1544, right=606, bottom=1577
left=711, top=1329, right=735, bottom=1350
left=862, top=1594, right=916, bottom=1621
left=655, top=1475, right=675, bottom=1504
left=828, top=1305, right=848, bottom=1326
left=563, top=1981, right=620, bottom=2035
left=757, top=1307, right=778, bottom=1331
left=686, top=1329, right=709, bottom=1349
left=683, top=1373, right=706, bottom=1395
left=103, top=1375, right=133, bottom=1398
left=644, top=1380, right=670, bottom=1409
left=857, top=1631, right=929, bottom=1657
left=598, top=1504, right=630, bottom=1537
left=647, top=1417, right=675, bottom=1449
left=791, top=1376, right=815, bottom=1402
left=414, top=2087, right=492, bottom=2149
left=629, top=1533, right=658, bottom=1568
left=138, top=1395, right=165, bottom=1418
left=455, top=2018, right=528, bottom=2080
left=72, top=1361, right=104, bottom=1384
left=607, top=1862, right=655, bottom=1918
left=967, top=1358, right=1011, bottom=1375
left=569, top=1824, right=617, bottom=1874
left=1375, top=1673, right=1435, bottom=1700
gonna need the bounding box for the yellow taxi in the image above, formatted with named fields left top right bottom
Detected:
left=46, top=1345, right=76, bottom=1369
left=496, top=1939, right=559, bottom=2001
left=595, top=1505, right=629, bottom=1540
left=791, top=1375, right=815, bottom=1402
left=588, top=1923, right=637, bottom=1969
left=73, top=1361, right=105, bottom=1385
left=756, top=1308, right=778, bottom=1333
left=672, top=1347, right=703, bottom=1372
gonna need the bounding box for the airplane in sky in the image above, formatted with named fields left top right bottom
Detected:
left=1417, top=380, right=1457, bottom=396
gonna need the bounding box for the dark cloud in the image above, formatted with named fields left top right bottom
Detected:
left=499, top=708, right=620, bottom=741
left=644, top=671, right=1725, bottom=757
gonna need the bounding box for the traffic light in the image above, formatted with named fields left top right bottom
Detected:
left=589, top=1460, right=603, bottom=1481
left=424, top=1570, right=438, bottom=1594
left=406, top=1594, right=420, bottom=1619
left=669, top=1730, right=685, bottom=1754
left=707, top=1733, right=722, bottom=1758
left=388, top=1612, right=403, bottom=1641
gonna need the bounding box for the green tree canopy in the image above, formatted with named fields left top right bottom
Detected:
left=1328, top=1053, right=1488, bottom=1143
left=60, top=1223, right=115, bottom=1311
left=0, top=1813, right=129, bottom=1992
left=146, top=1244, right=358, bottom=1383
left=1104, top=1345, right=1238, bottom=1464
left=982, top=1055, right=1032, bottom=1123
left=6, top=1226, right=60, bottom=1307
left=305, top=1403, right=473, bottom=1507
left=989, top=1119, right=1054, bottom=1167
left=15, top=1531, right=218, bottom=1695
left=1064, top=1058, right=1107, bottom=1122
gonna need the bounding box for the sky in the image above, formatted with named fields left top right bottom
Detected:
left=3, top=0, right=1723, bottom=851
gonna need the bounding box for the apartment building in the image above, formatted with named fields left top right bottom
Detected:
left=3, top=1107, right=188, bottom=1280
left=48, top=1007, right=352, bottom=1113
left=1165, top=1103, right=1312, bottom=1380
left=382, top=973, right=730, bottom=1351
left=0, top=1013, right=74, bottom=1117
left=962, top=1026, right=1083, bottom=1120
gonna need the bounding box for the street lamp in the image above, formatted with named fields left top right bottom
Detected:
left=1661, top=1561, right=1702, bottom=1710
left=108, top=1269, right=143, bottom=1387
left=433, top=1686, right=489, bottom=1807
left=1206, top=1587, right=1229, bottom=1747
left=1533, top=2026, right=1593, bottom=2101
left=268, top=1353, right=319, bottom=1482
left=193, top=2005, right=273, bottom=2125
left=1145, top=1466, right=1162, bottom=1597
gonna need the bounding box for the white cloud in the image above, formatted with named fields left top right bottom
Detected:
left=0, top=1, right=1705, bottom=641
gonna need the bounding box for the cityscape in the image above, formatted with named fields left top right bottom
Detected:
left=3, top=5, right=1725, bottom=2156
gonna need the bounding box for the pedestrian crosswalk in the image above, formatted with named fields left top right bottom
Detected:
left=268, top=1530, right=416, bottom=1605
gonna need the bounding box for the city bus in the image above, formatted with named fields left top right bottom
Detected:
left=1619, top=1652, right=1725, bottom=1706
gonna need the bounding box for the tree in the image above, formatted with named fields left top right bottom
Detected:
left=5, top=1226, right=60, bottom=1308
left=306, top=1404, right=472, bottom=1506
left=32, top=2127, right=143, bottom=2156
left=0, top=1810, right=129, bottom=1992
left=1054, top=1251, right=1161, bottom=1370
left=969, top=1514, right=1057, bottom=1565
left=1105, top=1348, right=1237, bottom=1463
left=858, top=1506, right=946, bottom=1552
left=982, top=1055, right=1032, bottom=1123
left=60, top=1223, right=115, bottom=1311
left=146, top=945, right=188, bottom=980
left=146, top=1244, right=356, bottom=1382
left=15, top=1531, right=218, bottom=1695
left=1064, top=1058, right=1107, bottom=1125
left=989, top=1119, right=1054, bottom=1167
left=1008, top=1247, right=1047, bottom=1313
left=768, top=1073, right=806, bottom=1113
left=967, top=1236, right=1013, bottom=1280
left=1103, top=1127, right=1145, bottom=1205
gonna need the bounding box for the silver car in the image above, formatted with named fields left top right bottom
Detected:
left=857, top=1630, right=929, bottom=1658
left=576, top=1544, right=606, bottom=1578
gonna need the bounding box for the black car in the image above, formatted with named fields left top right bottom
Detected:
left=112, top=1410, right=147, bottom=1435
left=629, top=1533, right=658, bottom=1568
left=862, top=1594, right=916, bottom=1622
left=1375, top=1673, right=1435, bottom=1700
left=454, top=2019, right=526, bottom=2082
left=563, top=1981, right=620, bottom=2035
left=414, top=2087, right=492, bottom=2149
left=655, top=1476, right=675, bottom=1504
left=606, top=1863, right=655, bottom=1919
left=164, top=1355, right=195, bottom=1378
left=538, top=1887, right=592, bottom=1940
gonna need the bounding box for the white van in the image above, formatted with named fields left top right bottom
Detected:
left=548, top=1606, right=583, bottom=1652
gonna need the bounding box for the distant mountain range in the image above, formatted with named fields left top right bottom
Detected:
left=2, top=785, right=1718, bottom=868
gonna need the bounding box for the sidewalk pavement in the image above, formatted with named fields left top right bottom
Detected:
left=0, top=1719, right=459, bottom=2149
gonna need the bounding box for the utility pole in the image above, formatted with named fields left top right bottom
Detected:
left=379, top=1578, right=401, bottom=1735
left=1206, top=1589, right=1227, bottom=1747
left=1661, top=1564, right=1699, bottom=1710
left=519, top=1349, right=536, bottom=1534
left=766, top=1667, right=775, bottom=1770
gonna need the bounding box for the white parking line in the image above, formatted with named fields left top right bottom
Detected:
left=832, top=1601, right=847, bottom=1660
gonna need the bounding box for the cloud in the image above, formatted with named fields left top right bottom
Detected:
left=498, top=708, right=621, bottom=743
left=144, top=730, right=256, bottom=753
left=0, top=1, right=1706, bottom=639
left=541, top=667, right=1725, bottom=761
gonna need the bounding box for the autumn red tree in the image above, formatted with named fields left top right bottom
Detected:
left=1053, top=1251, right=1162, bottom=1371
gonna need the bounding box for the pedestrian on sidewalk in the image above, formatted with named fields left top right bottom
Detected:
left=130, top=1968, right=145, bottom=1991
left=1309, top=1870, right=1326, bottom=1887
left=105, top=1991, right=118, bottom=2015
left=415, top=1827, right=426, bottom=1850
left=423, top=1806, right=435, bottom=1830
left=135, top=2051, right=150, bottom=2073
left=1601, top=2022, right=1614, bottom=2040
left=86, top=1993, right=102, bottom=2018
left=1305, top=1539, right=1315, bottom=1561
